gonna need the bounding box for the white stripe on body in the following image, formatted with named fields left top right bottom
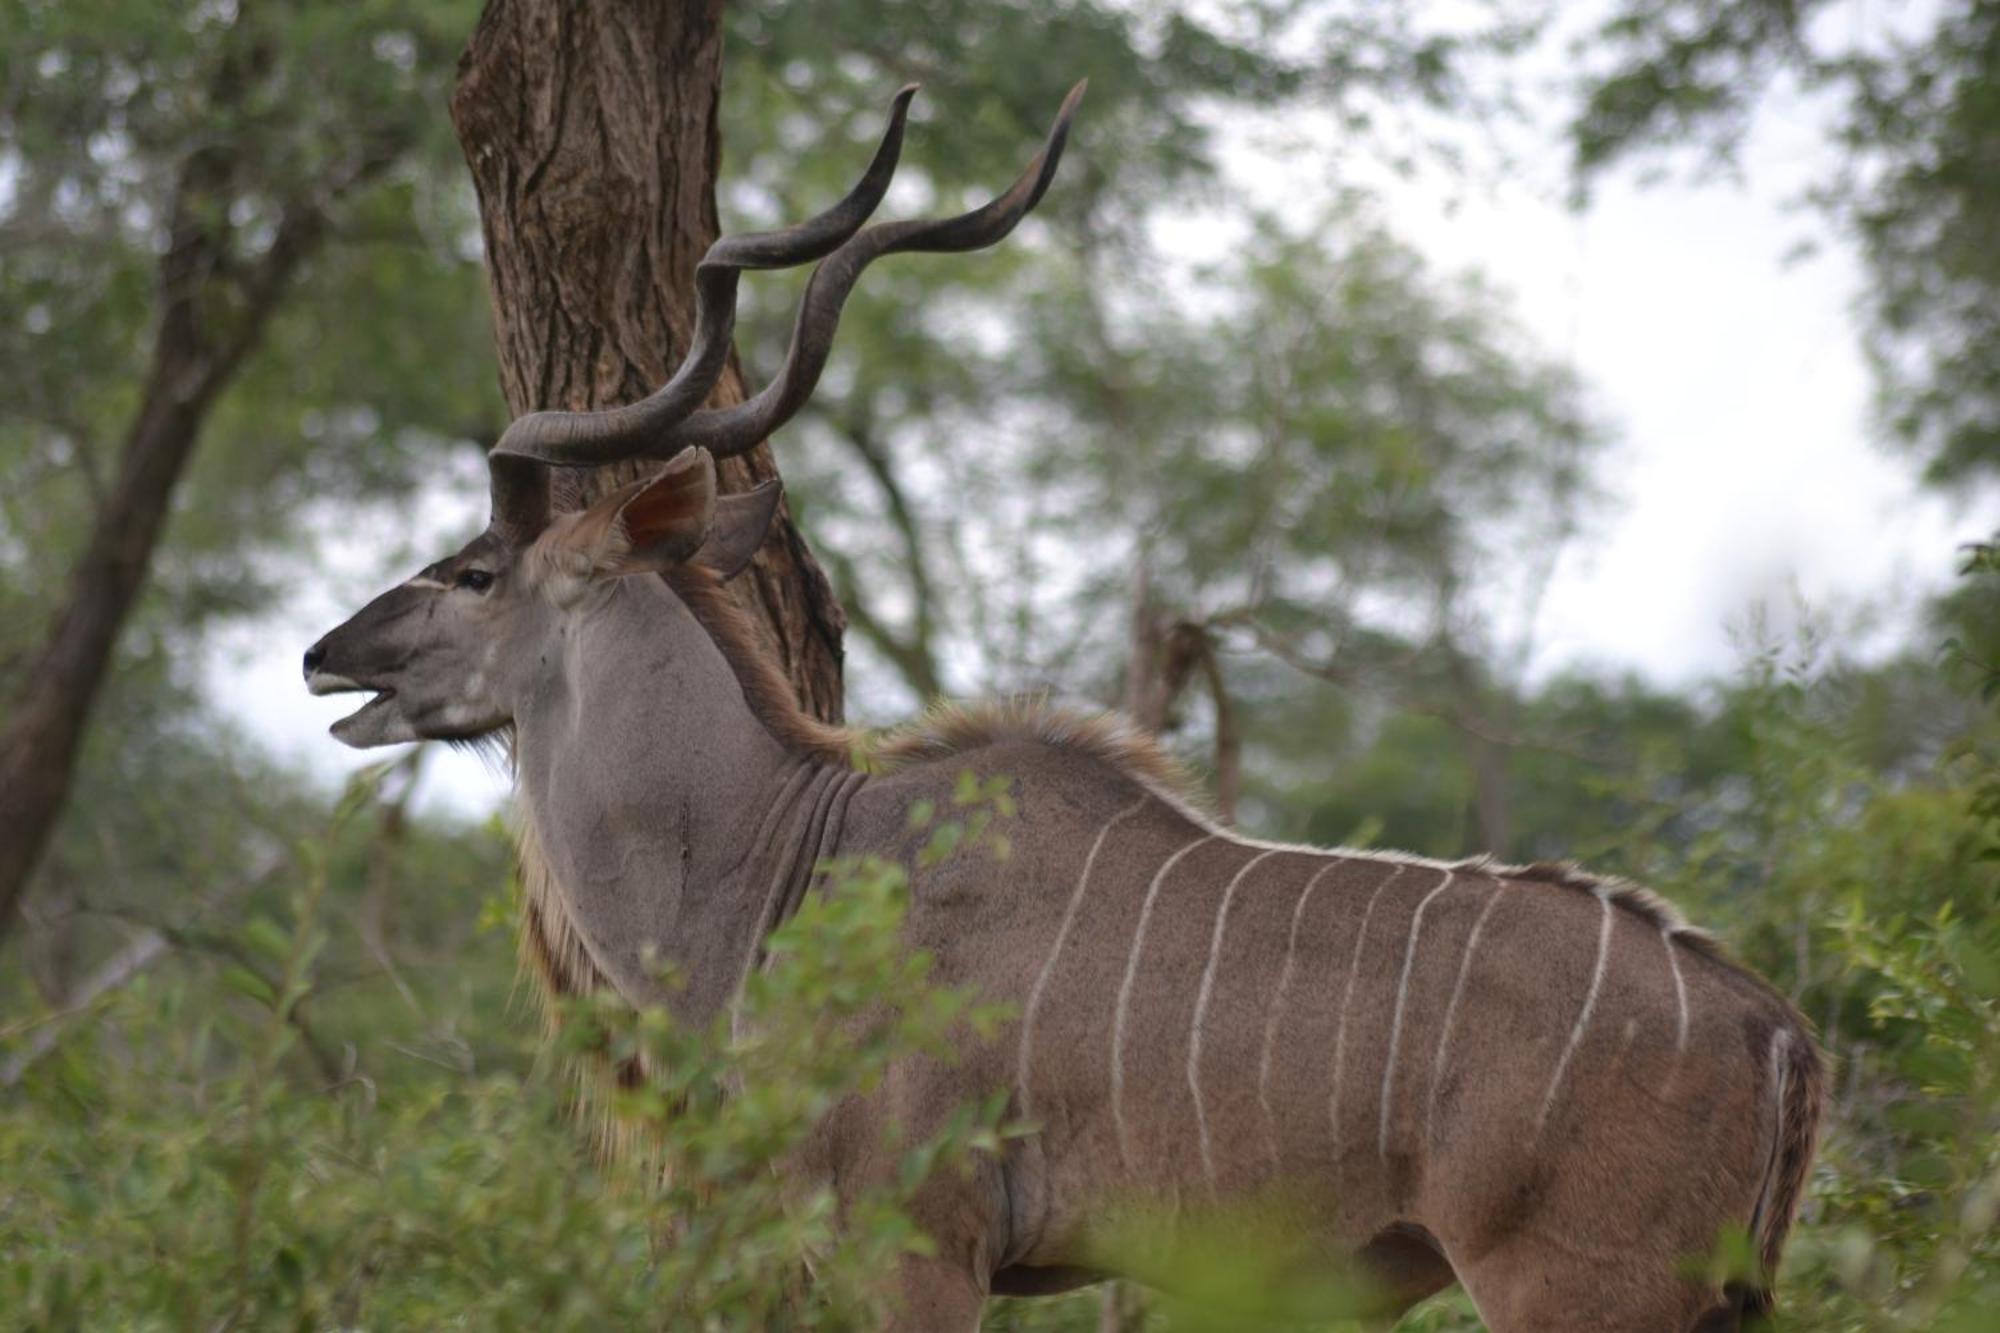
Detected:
left=1535, top=886, right=1616, bottom=1135
left=1425, top=880, right=1506, bottom=1146
left=1662, top=924, right=1691, bottom=1052
left=1747, top=1028, right=1793, bottom=1242
left=1328, top=864, right=1407, bottom=1150
left=1188, top=848, right=1285, bottom=1187
left=1016, top=796, right=1150, bottom=1120
left=1112, top=832, right=1219, bottom=1170
left=1377, top=869, right=1455, bottom=1160
left=1257, top=859, right=1341, bottom=1167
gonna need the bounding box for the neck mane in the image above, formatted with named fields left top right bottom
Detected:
left=663, top=562, right=1213, bottom=805
left=663, top=563, right=855, bottom=766
left=653, top=575, right=1740, bottom=976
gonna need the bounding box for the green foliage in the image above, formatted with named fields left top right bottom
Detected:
left=1552, top=590, right=2000, bottom=1329
left=0, top=775, right=1018, bottom=1330
left=909, top=770, right=1018, bottom=866
left=716, top=4, right=1561, bottom=720
left=0, top=0, right=499, bottom=676
left=725, top=0, right=1533, bottom=233
left=7, top=2, right=2000, bottom=1328
left=548, top=848, right=1016, bottom=1328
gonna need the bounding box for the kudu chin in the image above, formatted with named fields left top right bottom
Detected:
left=308, top=84, right=1822, bottom=1332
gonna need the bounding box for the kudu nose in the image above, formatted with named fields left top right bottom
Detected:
left=303, top=642, right=327, bottom=680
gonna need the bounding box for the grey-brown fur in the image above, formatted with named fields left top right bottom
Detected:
left=308, top=468, right=1824, bottom=1330
left=303, top=86, right=1824, bottom=1331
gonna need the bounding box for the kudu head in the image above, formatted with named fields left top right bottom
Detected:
left=305, top=82, right=1084, bottom=749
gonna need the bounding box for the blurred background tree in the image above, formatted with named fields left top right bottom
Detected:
left=1, top=0, right=1996, bottom=1328
left=0, top=0, right=497, bottom=938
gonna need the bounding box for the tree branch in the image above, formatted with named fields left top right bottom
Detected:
left=834, top=412, right=944, bottom=699
left=0, top=930, right=169, bottom=1088
left=1190, top=632, right=1241, bottom=825
left=825, top=546, right=943, bottom=702
left=0, top=60, right=412, bottom=945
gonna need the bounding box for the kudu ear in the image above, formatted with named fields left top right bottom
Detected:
left=693, top=481, right=782, bottom=581
left=559, top=449, right=718, bottom=578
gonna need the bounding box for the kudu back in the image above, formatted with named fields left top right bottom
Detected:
left=307, top=85, right=1824, bottom=1332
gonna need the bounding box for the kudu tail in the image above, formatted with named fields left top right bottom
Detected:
left=1722, top=1025, right=1826, bottom=1324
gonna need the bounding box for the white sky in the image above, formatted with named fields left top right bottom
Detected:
left=207, top=21, right=1994, bottom=818
left=1368, top=109, right=1979, bottom=688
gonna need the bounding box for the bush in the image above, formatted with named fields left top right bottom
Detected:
left=0, top=771, right=1016, bottom=1331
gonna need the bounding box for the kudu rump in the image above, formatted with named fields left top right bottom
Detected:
left=307, top=86, right=1823, bottom=1331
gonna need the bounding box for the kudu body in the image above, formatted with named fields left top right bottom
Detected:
left=307, top=87, right=1823, bottom=1332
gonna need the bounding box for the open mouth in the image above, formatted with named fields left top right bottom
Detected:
left=306, top=671, right=399, bottom=739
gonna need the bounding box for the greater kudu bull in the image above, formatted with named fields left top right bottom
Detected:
left=306, top=85, right=1824, bottom=1331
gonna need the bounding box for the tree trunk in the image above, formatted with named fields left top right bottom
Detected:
left=0, top=152, right=320, bottom=941
left=449, top=0, right=845, bottom=722
left=0, top=355, right=220, bottom=939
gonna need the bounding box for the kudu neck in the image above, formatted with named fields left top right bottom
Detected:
left=508, top=574, right=831, bottom=1013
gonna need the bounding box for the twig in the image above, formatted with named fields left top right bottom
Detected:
left=0, top=931, right=169, bottom=1087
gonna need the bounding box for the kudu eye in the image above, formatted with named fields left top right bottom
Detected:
left=455, top=569, right=495, bottom=593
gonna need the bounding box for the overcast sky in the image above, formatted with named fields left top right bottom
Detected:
left=210, top=18, right=1994, bottom=817
left=1369, top=103, right=1978, bottom=688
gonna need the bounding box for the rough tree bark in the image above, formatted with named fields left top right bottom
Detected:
left=449, top=0, right=846, bottom=721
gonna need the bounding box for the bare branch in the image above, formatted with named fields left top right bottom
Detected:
left=0, top=930, right=169, bottom=1087
left=825, top=546, right=942, bottom=701
left=834, top=412, right=944, bottom=697
left=1190, top=632, right=1241, bottom=825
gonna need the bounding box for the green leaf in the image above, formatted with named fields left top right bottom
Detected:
left=242, top=918, right=292, bottom=962
left=220, top=965, right=276, bottom=1009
